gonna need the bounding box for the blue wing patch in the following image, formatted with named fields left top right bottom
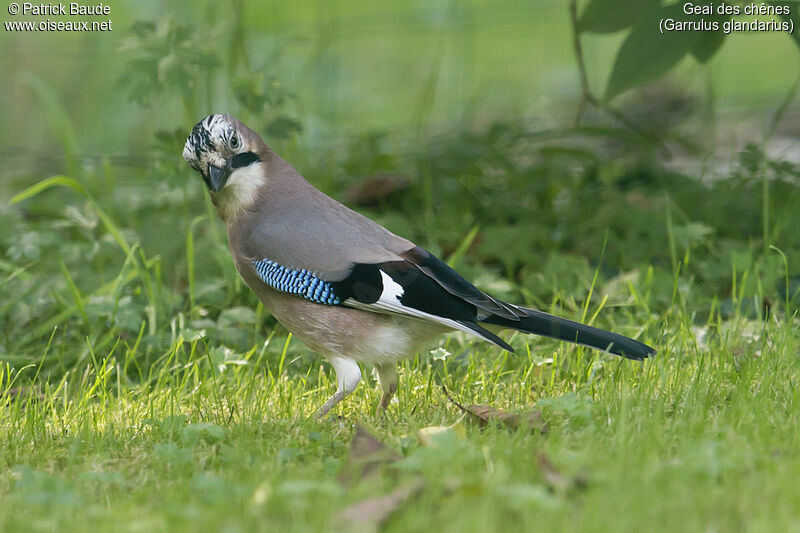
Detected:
left=252, top=259, right=342, bottom=305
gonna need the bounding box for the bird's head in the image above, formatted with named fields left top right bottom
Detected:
left=183, top=114, right=268, bottom=220
left=183, top=113, right=263, bottom=193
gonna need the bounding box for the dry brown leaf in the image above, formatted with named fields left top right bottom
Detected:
left=336, top=478, right=424, bottom=532
left=442, top=386, right=547, bottom=433
left=537, top=452, right=570, bottom=492
left=339, top=426, right=401, bottom=485
left=344, top=174, right=409, bottom=207
left=537, top=452, right=588, bottom=493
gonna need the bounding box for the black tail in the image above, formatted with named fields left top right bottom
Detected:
left=483, top=308, right=655, bottom=360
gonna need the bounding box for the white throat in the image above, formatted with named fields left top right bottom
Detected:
left=214, top=162, right=263, bottom=221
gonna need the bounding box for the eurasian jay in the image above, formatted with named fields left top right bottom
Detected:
left=183, top=114, right=655, bottom=417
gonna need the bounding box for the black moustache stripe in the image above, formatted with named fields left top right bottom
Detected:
left=230, top=151, right=260, bottom=169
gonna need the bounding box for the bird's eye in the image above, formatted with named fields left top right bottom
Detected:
left=230, top=135, right=240, bottom=149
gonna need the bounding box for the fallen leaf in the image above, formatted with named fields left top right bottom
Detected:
left=537, top=452, right=569, bottom=492
left=344, top=174, right=409, bottom=206
left=339, top=426, right=401, bottom=485
left=537, top=452, right=588, bottom=493
left=336, top=478, right=424, bottom=532
left=416, top=426, right=451, bottom=446
left=443, top=387, right=547, bottom=433
left=415, top=421, right=467, bottom=447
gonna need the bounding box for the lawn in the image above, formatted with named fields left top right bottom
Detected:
left=2, top=1, right=800, bottom=531
left=1, top=318, right=798, bottom=532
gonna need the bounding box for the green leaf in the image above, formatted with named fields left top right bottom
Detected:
left=578, top=0, right=659, bottom=34
left=265, top=116, right=302, bottom=140
left=690, top=14, right=730, bottom=63
left=182, top=422, right=226, bottom=444
left=605, top=4, right=701, bottom=100
left=10, top=175, right=86, bottom=204
left=773, top=1, right=800, bottom=49
left=217, top=307, right=257, bottom=327
left=673, top=222, right=714, bottom=250
left=58, top=259, right=89, bottom=328
left=11, top=175, right=132, bottom=257
left=537, top=393, right=593, bottom=423
left=445, top=225, right=480, bottom=269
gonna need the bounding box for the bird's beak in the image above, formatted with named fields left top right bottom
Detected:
left=206, top=160, right=232, bottom=192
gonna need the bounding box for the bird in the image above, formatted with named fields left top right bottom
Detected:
left=182, top=114, right=656, bottom=417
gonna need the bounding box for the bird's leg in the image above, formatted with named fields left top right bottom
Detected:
left=375, top=363, right=399, bottom=414
left=315, top=356, right=361, bottom=419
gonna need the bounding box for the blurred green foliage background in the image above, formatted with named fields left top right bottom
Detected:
left=1, top=0, right=797, bottom=157
left=1, top=2, right=800, bottom=531
left=0, top=0, right=798, bottom=376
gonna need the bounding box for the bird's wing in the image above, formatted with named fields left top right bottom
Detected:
left=230, top=176, right=512, bottom=349
left=248, top=254, right=514, bottom=352
left=400, top=246, right=524, bottom=320
left=236, top=174, right=415, bottom=279
left=231, top=162, right=654, bottom=360
left=247, top=249, right=655, bottom=360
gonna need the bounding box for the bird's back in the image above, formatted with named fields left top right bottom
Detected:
left=229, top=150, right=414, bottom=279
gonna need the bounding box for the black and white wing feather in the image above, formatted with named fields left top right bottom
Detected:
left=250, top=246, right=655, bottom=360
left=250, top=253, right=512, bottom=350
left=331, top=260, right=514, bottom=351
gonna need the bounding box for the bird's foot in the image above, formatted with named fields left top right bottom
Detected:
left=376, top=385, right=397, bottom=416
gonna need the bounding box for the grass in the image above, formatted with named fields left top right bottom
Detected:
left=2, top=130, right=799, bottom=530
left=0, top=311, right=797, bottom=531
left=2, top=1, right=800, bottom=531
left=3, top=108, right=800, bottom=533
